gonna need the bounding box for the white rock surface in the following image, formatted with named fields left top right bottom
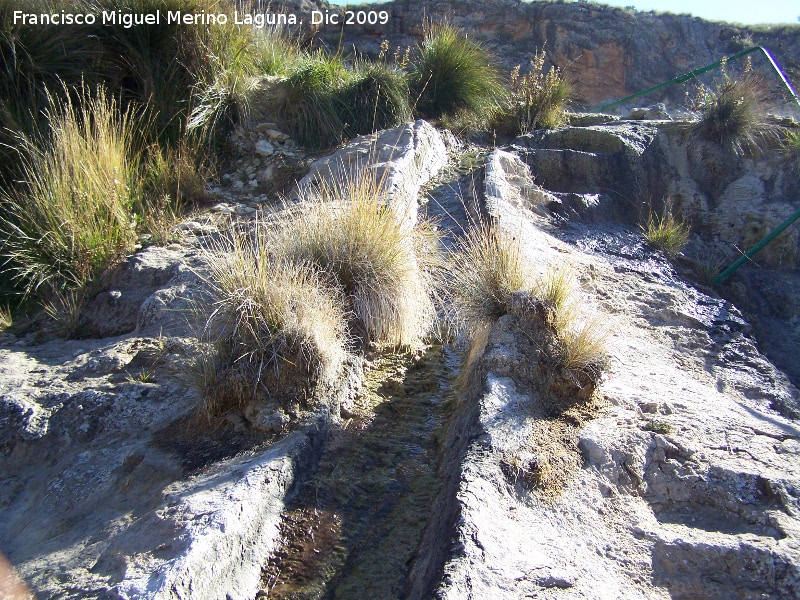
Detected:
left=298, top=120, right=447, bottom=229
left=431, top=149, right=800, bottom=600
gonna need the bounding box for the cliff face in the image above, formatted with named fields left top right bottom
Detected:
left=324, top=0, right=800, bottom=107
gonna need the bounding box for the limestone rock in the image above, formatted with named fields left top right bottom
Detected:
left=329, top=0, right=800, bottom=107
left=80, top=247, right=184, bottom=338
left=255, top=139, right=275, bottom=157
left=298, top=120, right=447, bottom=230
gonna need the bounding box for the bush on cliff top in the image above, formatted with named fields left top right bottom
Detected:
left=688, top=69, right=782, bottom=156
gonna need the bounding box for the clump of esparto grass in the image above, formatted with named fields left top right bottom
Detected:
left=137, top=139, right=209, bottom=244
left=188, top=23, right=302, bottom=146
left=275, top=171, right=439, bottom=348
left=0, top=0, right=99, bottom=181
left=87, top=0, right=215, bottom=146
left=250, top=27, right=303, bottom=77
left=780, top=127, right=800, bottom=177
left=532, top=266, right=608, bottom=371
left=0, top=305, right=11, bottom=331
left=687, top=69, right=782, bottom=156
left=279, top=53, right=351, bottom=150
left=445, top=222, right=529, bottom=331
left=496, top=51, right=572, bottom=134
left=0, top=86, right=139, bottom=297
left=411, top=22, right=504, bottom=124
left=42, top=287, right=88, bottom=339
left=445, top=221, right=607, bottom=380
left=195, top=229, right=349, bottom=419
left=343, top=60, right=411, bottom=138
left=640, top=207, right=690, bottom=257
left=90, top=0, right=292, bottom=149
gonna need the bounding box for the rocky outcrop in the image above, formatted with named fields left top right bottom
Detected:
left=2, top=112, right=800, bottom=598
left=298, top=120, right=447, bottom=229
left=329, top=0, right=800, bottom=107
left=0, top=125, right=436, bottom=598
left=416, top=148, right=800, bottom=599
left=508, top=119, right=800, bottom=268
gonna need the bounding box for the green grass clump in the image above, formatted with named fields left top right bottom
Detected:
left=188, top=24, right=301, bottom=146
left=278, top=173, right=438, bottom=348
left=280, top=53, right=351, bottom=150
left=411, top=23, right=504, bottom=124
left=249, top=27, right=303, bottom=77
left=0, top=87, right=139, bottom=297
left=687, top=70, right=781, bottom=156
left=196, top=231, right=349, bottom=418
left=343, top=61, right=411, bottom=138
left=641, top=208, right=690, bottom=257
left=1, top=0, right=294, bottom=162
left=280, top=55, right=411, bottom=150
left=781, top=127, right=800, bottom=177
left=499, top=51, right=572, bottom=134
left=85, top=0, right=213, bottom=146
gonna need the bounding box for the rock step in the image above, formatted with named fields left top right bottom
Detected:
left=651, top=522, right=800, bottom=600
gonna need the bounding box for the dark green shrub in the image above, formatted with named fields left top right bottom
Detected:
left=411, top=23, right=503, bottom=123
left=0, top=0, right=99, bottom=181
left=343, top=61, right=411, bottom=137
left=280, top=54, right=350, bottom=150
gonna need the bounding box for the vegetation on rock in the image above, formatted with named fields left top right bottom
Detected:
left=278, top=172, right=439, bottom=348
left=196, top=233, right=350, bottom=419
left=445, top=222, right=529, bottom=329
left=446, top=222, right=608, bottom=373
left=641, top=206, right=691, bottom=257
left=687, top=67, right=782, bottom=155
left=495, top=50, right=572, bottom=134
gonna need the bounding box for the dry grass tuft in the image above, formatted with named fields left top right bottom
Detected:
left=138, top=140, right=209, bottom=244
left=195, top=228, right=349, bottom=419
left=445, top=224, right=607, bottom=371
left=41, top=287, right=88, bottom=339
left=533, top=266, right=608, bottom=371
left=446, top=222, right=529, bottom=330
left=276, top=171, right=439, bottom=348
left=0, top=86, right=138, bottom=297
left=0, top=305, right=11, bottom=331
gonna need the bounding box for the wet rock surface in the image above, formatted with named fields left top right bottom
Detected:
left=259, top=347, right=455, bottom=599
